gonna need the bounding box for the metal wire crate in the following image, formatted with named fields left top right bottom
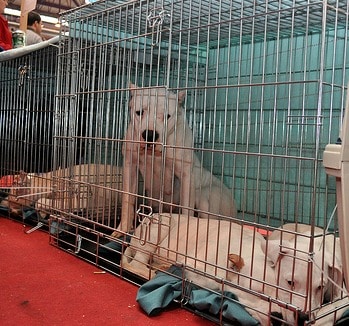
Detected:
left=2, top=0, right=349, bottom=325
left=0, top=42, right=57, bottom=175
left=0, top=40, right=59, bottom=229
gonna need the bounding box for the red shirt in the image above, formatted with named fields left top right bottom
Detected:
left=0, top=14, right=12, bottom=51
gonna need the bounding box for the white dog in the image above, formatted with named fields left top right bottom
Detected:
left=115, top=84, right=237, bottom=235
left=122, top=213, right=283, bottom=324
left=265, top=224, right=344, bottom=324
left=3, top=164, right=122, bottom=222
left=124, top=218, right=347, bottom=324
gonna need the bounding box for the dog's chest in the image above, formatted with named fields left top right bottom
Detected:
left=138, top=154, right=180, bottom=199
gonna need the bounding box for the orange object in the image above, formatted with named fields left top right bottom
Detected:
left=0, top=175, right=14, bottom=187
left=244, top=224, right=271, bottom=237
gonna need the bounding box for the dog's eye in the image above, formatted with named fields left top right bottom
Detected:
left=167, top=114, right=171, bottom=120
left=316, top=285, right=323, bottom=291
left=135, top=110, right=143, bottom=116
left=287, top=280, right=295, bottom=289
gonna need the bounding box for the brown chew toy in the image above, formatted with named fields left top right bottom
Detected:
left=228, top=253, right=245, bottom=272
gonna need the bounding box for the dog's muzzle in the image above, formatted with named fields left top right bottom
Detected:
left=141, top=130, right=162, bottom=155
left=142, top=130, right=159, bottom=142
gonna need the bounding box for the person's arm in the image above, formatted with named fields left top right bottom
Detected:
left=0, top=16, right=13, bottom=50
left=0, top=41, right=12, bottom=50
left=25, top=31, right=44, bottom=46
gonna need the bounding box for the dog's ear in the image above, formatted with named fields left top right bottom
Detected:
left=178, top=90, right=186, bottom=105
left=129, top=83, right=138, bottom=97
left=324, top=242, right=343, bottom=300
left=326, top=261, right=343, bottom=300
left=262, top=239, right=291, bottom=267
left=317, top=236, right=344, bottom=300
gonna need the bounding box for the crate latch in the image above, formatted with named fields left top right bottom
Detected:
left=147, top=7, right=171, bottom=46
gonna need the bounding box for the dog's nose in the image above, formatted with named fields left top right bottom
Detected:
left=142, top=130, right=159, bottom=142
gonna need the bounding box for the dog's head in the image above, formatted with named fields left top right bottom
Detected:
left=7, top=171, right=34, bottom=212
left=128, top=83, right=186, bottom=154
left=262, top=234, right=343, bottom=324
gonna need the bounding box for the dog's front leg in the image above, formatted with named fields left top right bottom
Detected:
left=178, top=160, right=196, bottom=217
left=112, top=146, right=138, bottom=237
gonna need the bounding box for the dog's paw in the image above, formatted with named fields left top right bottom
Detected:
left=152, top=262, right=172, bottom=273
left=110, top=230, right=124, bottom=239
left=123, top=261, right=153, bottom=280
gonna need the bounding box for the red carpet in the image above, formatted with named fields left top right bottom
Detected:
left=0, top=217, right=213, bottom=326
